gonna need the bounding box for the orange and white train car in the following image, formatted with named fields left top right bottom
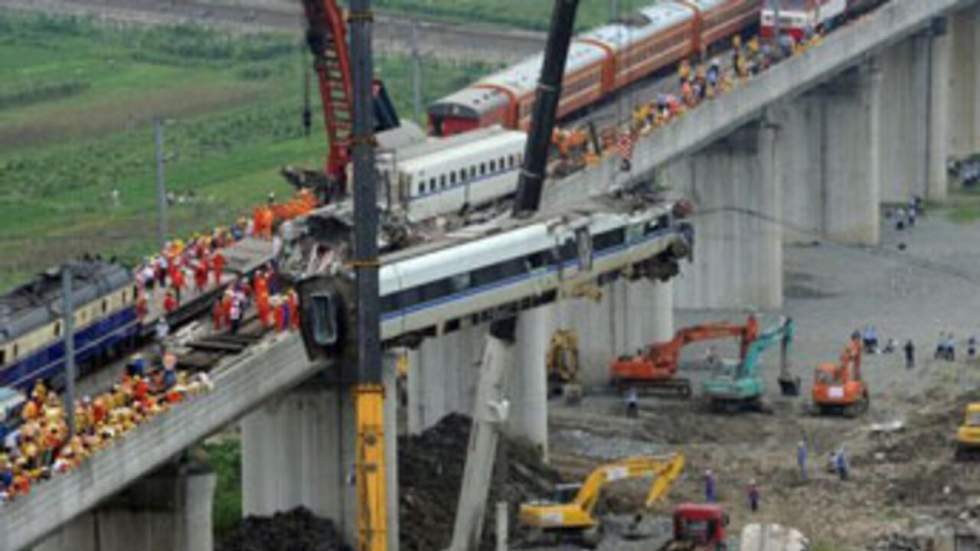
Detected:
left=427, top=0, right=761, bottom=137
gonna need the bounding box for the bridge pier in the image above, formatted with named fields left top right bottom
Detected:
left=948, top=4, right=980, bottom=161
left=32, top=463, right=215, bottom=551
left=404, top=279, right=675, bottom=437
left=240, top=364, right=400, bottom=549
left=665, top=121, right=783, bottom=310
left=777, top=62, right=882, bottom=246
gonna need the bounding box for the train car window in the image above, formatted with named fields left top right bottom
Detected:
left=101, top=299, right=108, bottom=314
left=439, top=174, right=447, bottom=189
left=12, top=344, right=18, bottom=359
left=380, top=294, right=399, bottom=314
left=54, top=321, right=61, bottom=338
left=470, top=166, right=477, bottom=179
left=559, top=240, right=578, bottom=263
left=480, top=163, right=486, bottom=176
left=490, top=160, right=496, bottom=172
left=309, top=293, right=338, bottom=347
left=593, top=229, right=626, bottom=252
left=509, top=155, right=516, bottom=168
left=396, top=288, right=422, bottom=310
left=525, top=250, right=554, bottom=270
left=429, top=178, right=436, bottom=192
left=499, top=157, right=505, bottom=170
left=471, top=264, right=499, bottom=288
left=450, top=171, right=457, bottom=185
left=0, top=349, right=5, bottom=366
left=450, top=272, right=471, bottom=293
left=419, top=278, right=453, bottom=303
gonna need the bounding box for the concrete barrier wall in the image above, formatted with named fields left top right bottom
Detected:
left=0, top=333, right=318, bottom=551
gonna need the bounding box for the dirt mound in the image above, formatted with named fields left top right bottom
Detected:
left=398, top=413, right=561, bottom=551
left=216, top=507, right=347, bottom=551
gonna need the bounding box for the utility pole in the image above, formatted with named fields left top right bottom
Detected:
left=61, top=267, right=77, bottom=439
left=609, top=0, right=618, bottom=22
left=153, top=118, right=168, bottom=250
left=771, top=0, right=782, bottom=49
left=410, top=19, right=423, bottom=123
left=302, top=41, right=313, bottom=137
left=348, top=0, right=387, bottom=550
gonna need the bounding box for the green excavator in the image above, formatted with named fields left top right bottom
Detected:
left=701, top=317, right=800, bottom=412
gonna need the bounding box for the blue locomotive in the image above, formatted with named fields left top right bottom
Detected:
left=0, top=260, right=140, bottom=392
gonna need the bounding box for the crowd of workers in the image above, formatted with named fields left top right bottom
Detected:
left=553, top=29, right=828, bottom=174
left=0, top=189, right=312, bottom=504
left=0, top=361, right=212, bottom=503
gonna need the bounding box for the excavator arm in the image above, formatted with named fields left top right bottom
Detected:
left=520, top=454, right=686, bottom=531
left=640, top=316, right=759, bottom=376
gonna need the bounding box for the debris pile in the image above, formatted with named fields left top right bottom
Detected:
left=866, top=532, right=928, bottom=551
left=216, top=507, right=346, bottom=551
left=399, top=413, right=561, bottom=551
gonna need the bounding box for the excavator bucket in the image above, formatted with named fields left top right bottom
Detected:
left=778, top=375, right=801, bottom=396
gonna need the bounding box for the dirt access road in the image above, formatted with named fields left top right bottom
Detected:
left=539, top=210, right=980, bottom=550
left=0, top=0, right=544, bottom=63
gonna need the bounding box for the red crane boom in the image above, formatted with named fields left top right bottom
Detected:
left=301, top=0, right=355, bottom=190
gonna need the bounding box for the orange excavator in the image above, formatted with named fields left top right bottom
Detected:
left=812, top=332, right=869, bottom=417
left=609, top=315, right=759, bottom=398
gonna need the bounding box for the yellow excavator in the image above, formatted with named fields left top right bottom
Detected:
left=956, top=403, right=980, bottom=460
left=547, top=329, right=582, bottom=404
left=519, top=453, right=686, bottom=548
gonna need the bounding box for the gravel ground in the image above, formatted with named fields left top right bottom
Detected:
left=542, top=209, right=980, bottom=550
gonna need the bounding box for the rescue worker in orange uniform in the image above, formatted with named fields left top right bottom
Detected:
left=163, top=290, right=179, bottom=314
left=211, top=251, right=225, bottom=286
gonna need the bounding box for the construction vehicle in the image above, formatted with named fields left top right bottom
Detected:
left=547, top=329, right=582, bottom=403
left=701, top=317, right=800, bottom=412
left=300, top=0, right=399, bottom=203
left=658, top=503, right=729, bottom=551
left=520, top=453, right=685, bottom=548
left=610, top=315, right=759, bottom=398
left=812, top=333, right=869, bottom=417
left=956, top=403, right=980, bottom=460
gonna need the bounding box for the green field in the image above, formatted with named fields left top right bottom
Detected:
left=373, top=0, right=620, bottom=31
left=0, top=11, right=499, bottom=292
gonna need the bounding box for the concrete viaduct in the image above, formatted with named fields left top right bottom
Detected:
left=3, top=0, right=979, bottom=549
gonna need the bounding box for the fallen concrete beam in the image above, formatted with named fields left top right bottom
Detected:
left=0, top=333, right=321, bottom=551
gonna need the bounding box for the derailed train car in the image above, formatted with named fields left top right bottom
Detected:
left=295, top=201, right=694, bottom=361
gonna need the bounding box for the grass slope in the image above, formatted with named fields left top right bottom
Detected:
left=371, top=0, right=641, bottom=31
left=0, top=11, right=498, bottom=291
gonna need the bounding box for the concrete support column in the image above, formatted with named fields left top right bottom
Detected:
left=507, top=305, right=553, bottom=459
left=666, top=121, right=782, bottom=310
left=240, top=385, right=357, bottom=544
left=383, top=356, right=400, bottom=551
left=624, top=279, right=674, bottom=351
left=405, top=324, right=484, bottom=434
left=822, top=64, right=882, bottom=245
left=929, top=21, right=952, bottom=201
left=649, top=280, right=674, bottom=343
left=876, top=34, right=930, bottom=201
left=32, top=464, right=215, bottom=551
left=947, top=6, right=978, bottom=158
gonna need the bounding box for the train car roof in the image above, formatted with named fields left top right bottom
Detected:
left=381, top=198, right=673, bottom=267
left=397, top=129, right=526, bottom=175
left=0, top=260, right=132, bottom=344
left=392, top=126, right=519, bottom=164
left=427, top=87, right=511, bottom=119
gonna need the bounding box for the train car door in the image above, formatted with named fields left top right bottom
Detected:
left=575, top=227, right=593, bottom=272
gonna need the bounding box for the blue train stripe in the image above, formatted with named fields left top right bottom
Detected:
left=381, top=227, right=677, bottom=322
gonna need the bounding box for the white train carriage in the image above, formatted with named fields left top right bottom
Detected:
left=380, top=126, right=527, bottom=222
left=377, top=203, right=691, bottom=342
